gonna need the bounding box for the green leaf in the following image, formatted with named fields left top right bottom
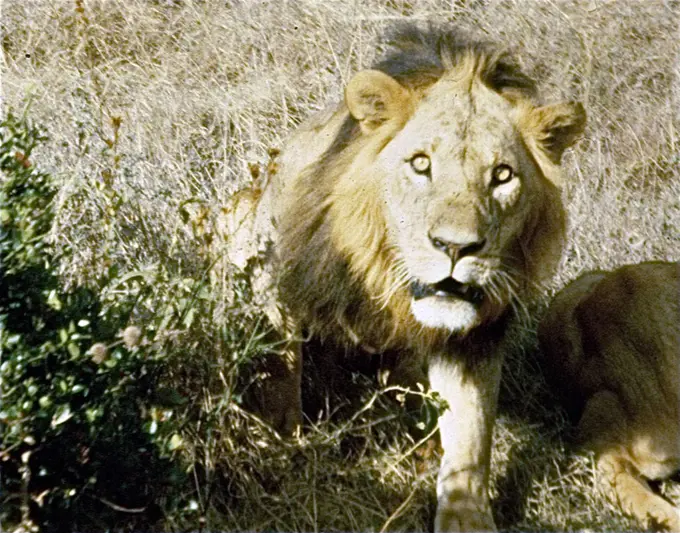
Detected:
left=47, top=290, right=63, bottom=311
left=51, top=405, right=73, bottom=427
left=6, top=334, right=21, bottom=345
left=39, top=396, right=52, bottom=409
left=67, top=343, right=80, bottom=359
left=168, top=433, right=183, bottom=451
left=153, top=387, right=187, bottom=407
left=182, top=307, right=196, bottom=328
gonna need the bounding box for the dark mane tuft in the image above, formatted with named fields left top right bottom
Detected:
left=374, top=23, right=537, bottom=98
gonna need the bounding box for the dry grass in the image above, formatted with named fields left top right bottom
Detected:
left=2, top=0, right=679, bottom=531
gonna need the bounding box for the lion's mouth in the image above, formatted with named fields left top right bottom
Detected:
left=410, top=277, right=485, bottom=305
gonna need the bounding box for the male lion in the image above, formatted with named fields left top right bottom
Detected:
left=226, top=26, right=585, bottom=531
left=538, top=262, right=680, bottom=531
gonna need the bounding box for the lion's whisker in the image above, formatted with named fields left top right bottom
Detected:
left=484, top=277, right=503, bottom=305
left=495, top=270, right=531, bottom=327
left=373, top=265, right=412, bottom=310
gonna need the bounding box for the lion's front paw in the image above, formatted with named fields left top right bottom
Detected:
left=280, top=404, right=303, bottom=437
left=434, top=500, right=496, bottom=532
left=251, top=350, right=303, bottom=437
left=259, top=384, right=302, bottom=437
left=647, top=501, right=680, bottom=532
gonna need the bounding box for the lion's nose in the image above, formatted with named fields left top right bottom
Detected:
left=428, top=230, right=486, bottom=262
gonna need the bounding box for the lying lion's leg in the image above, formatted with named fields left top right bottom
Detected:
left=598, top=451, right=680, bottom=531
left=428, top=353, right=503, bottom=532
left=579, top=391, right=680, bottom=531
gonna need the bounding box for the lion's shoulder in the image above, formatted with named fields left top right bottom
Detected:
left=270, top=103, right=347, bottom=203
left=575, top=262, right=679, bottom=334
left=538, top=261, right=680, bottom=421
left=540, top=261, right=680, bottom=355
left=223, top=102, right=345, bottom=266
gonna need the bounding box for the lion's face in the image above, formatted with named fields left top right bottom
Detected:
left=379, top=78, right=544, bottom=332
left=344, top=67, right=585, bottom=335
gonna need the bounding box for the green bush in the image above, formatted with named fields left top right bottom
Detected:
left=0, top=112, right=186, bottom=532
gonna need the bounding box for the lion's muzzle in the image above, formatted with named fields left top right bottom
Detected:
left=410, top=277, right=485, bottom=305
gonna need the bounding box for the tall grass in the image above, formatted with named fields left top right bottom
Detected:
left=2, top=0, right=678, bottom=530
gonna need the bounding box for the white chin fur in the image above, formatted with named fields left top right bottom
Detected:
left=410, top=297, right=480, bottom=333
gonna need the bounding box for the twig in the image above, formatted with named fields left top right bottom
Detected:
left=97, top=496, right=147, bottom=514
left=379, top=484, right=418, bottom=533
left=392, top=423, right=440, bottom=470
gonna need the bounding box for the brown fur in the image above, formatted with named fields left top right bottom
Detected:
left=538, top=262, right=680, bottom=531
left=276, top=27, right=578, bottom=354
left=227, top=25, right=586, bottom=531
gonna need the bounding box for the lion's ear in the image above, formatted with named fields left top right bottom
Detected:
left=530, top=102, right=586, bottom=163
left=345, top=70, right=412, bottom=134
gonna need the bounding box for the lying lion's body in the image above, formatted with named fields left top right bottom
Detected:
left=539, top=262, right=680, bottom=530
left=227, top=26, right=585, bottom=531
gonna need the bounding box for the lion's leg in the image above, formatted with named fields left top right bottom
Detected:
left=579, top=391, right=680, bottom=531
left=386, top=354, right=428, bottom=391
left=249, top=281, right=304, bottom=436
left=384, top=355, right=429, bottom=413
left=428, top=353, right=503, bottom=532
left=278, top=337, right=303, bottom=436
left=599, top=453, right=680, bottom=531
left=258, top=337, right=303, bottom=436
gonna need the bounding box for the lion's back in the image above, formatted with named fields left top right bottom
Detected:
left=269, top=103, right=347, bottom=214
left=222, top=103, right=348, bottom=325
left=585, top=262, right=680, bottom=345
left=539, top=261, right=680, bottom=423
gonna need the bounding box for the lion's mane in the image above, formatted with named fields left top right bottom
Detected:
left=276, top=26, right=568, bottom=354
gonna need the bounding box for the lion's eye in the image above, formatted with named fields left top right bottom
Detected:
left=491, top=164, right=514, bottom=184
left=410, top=154, right=431, bottom=175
